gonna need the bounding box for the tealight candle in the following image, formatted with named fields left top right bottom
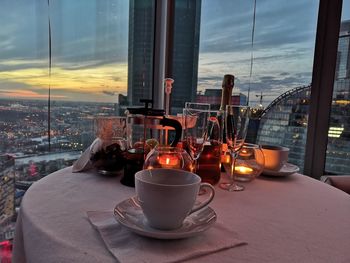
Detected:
left=234, top=165, right=253, bottom=174
left=159, top=154, right=180, bottom=168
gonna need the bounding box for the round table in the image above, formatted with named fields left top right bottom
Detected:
left=12, top=167, right=350, bottom=263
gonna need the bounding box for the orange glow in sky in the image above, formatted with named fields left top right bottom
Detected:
left=0, top=60, right=128, bottom=102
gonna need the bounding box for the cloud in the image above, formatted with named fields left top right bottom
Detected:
left=0, top=0, right=321, bottom=105
left=200, top=0, right=318, bottom=53
left=0, top=89, right=66, bottom=99
left=0, top=0, right=129, bottom=65
left=102, top=90, right=117, bottom=96
left=0, top=61, right=128, bottom=98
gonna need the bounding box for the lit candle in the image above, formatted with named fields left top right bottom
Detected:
left=239, top=149, right=251, bottom=157
left=159, top=154, right=180, bottom=168
left=234, top=165, right=253, bottom=174
left=221, top=154, right=231, bottom=164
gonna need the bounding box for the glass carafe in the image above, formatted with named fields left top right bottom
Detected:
left=121, top=99, right=182, bottom=187
left=196, top=111, right=223, bottom=185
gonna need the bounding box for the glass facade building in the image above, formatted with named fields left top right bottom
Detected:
left=169, top=0, right=201, bottom=114
left=256, top=19, right=350, bottom=175
left=127, top=0, right=155, bottom=106
left=325, top=20, right=350, bottom=174
left=127, top=0, right=201, bottom=112
left=256, top=86, right=310, bottom=172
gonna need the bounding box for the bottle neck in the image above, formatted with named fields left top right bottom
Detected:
left=219, top=86, right=233, bottom=111
left=220, top=74, right=234, bottom=111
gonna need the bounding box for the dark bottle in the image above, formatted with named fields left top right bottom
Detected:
left=219, top=74, right=234, bottom=112
left=219, top=74, right=234, bottom=171
left=219, top=74, right=234, bottom=143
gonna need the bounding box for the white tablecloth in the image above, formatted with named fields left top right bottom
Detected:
left=12, top=167, right=350, bottom=263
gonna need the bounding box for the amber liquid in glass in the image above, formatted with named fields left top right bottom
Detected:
left=196, top=140, right=221, bottom=185
left=121, top=148, right=144, bottom=187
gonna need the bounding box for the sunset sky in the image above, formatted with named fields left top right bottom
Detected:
left=0, top=0, right=349, bottom=105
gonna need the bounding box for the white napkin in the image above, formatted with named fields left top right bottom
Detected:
left=87, top=211, right=247, bottom=263
left=72, top=138, right=104, bottom=172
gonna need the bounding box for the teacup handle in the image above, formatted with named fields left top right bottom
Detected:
left=190, top=183, right=215, bottom=214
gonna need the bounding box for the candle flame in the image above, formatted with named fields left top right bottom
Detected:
left=235, top=166, right=253, bottom=174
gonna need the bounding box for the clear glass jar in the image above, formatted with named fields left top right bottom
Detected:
left=233, top=143, right=265, bottom=182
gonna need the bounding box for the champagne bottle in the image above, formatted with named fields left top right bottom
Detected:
left=220, top=74, right=234, bottom=170
left=220, top=74, right=234, bottom=140
left=220, top=74, right=234, bottom=111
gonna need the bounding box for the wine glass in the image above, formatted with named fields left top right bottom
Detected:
left=220, top=105, right=250, bottom=191
left=183, top=102, right=210, bottom=173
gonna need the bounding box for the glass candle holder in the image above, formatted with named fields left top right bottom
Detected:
left=143, top=147, right=193, bottom=171
left=233, top=143, right=265, bottom=182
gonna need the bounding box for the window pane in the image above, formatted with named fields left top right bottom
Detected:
left=325, top=0, right=350, bottom=174
left=198, top=0, right=318, bottom=172
left=0, top=0, right=131, bottom=180
left=1, top=0, right=159, bottom=244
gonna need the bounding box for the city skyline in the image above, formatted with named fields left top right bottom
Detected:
left=0, top=0, right=349, bottom=105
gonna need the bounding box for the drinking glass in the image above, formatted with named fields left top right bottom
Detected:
left=92, top=116, right=127, bottom=175
left=220, top=105, right=250, bottom=191
left=183, top=102, right=210, bottom=173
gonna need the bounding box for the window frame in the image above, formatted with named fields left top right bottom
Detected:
left=152, top=0, right=345, bottom=179
left=304, top=0, right=343, bottom=179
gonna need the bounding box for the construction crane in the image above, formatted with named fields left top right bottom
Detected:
left=256, top=91, right=265, bottom=108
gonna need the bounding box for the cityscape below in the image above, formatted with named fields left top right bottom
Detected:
left=0, top=9, right=349, bottom=262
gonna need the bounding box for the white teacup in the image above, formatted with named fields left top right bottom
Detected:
left=135, top=168, right=215, bottom=230
left=261, top=145, right=289, bottom=171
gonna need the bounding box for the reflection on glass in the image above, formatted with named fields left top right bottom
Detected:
left=198, top=0, right=318, bottom=174
left=325, top=3, right=350, bottom=174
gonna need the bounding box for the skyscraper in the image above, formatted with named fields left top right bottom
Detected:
left=326, top=20, right=350, bottom=173
left=127, top=0, right=201, bottom=112
left=127, top=0, right=155, bottom=106
left=168, top=0, right=202, bottom=114
left=255, top=86, right=310, bottom=171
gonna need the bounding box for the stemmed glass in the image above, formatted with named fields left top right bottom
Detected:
left=220, top=105, right=250, bottom=191
left=183, top=102, right=210, bottom=173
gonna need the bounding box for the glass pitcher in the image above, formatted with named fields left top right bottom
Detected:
left=121, top=99, right=182, bottom=187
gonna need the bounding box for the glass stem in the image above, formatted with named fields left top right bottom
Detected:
left=230, top=152, right=238, bottom=185
left=193, top=158, right=198, bottom=173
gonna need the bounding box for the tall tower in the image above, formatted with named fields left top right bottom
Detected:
left=335, top=20, right=350, bottom=79
left=127, top=0, right=155, bottom=106
left=326, top=20, right=350, bottom=173
left=127, top=0, right=201, bottom=111
left=168, top=0, right=202, bottom=114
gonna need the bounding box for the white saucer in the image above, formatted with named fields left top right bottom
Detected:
left=113, top=196, right=217, bottom=239
left=262, top=163, right=300, bottom=177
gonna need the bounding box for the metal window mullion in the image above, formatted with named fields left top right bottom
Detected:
left=304, top=0, right=342, bottom=179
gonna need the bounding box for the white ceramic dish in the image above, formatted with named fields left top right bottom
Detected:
left=262, top=163, right=299, bottom=177
left=113, top=196, right=217, bottom=239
